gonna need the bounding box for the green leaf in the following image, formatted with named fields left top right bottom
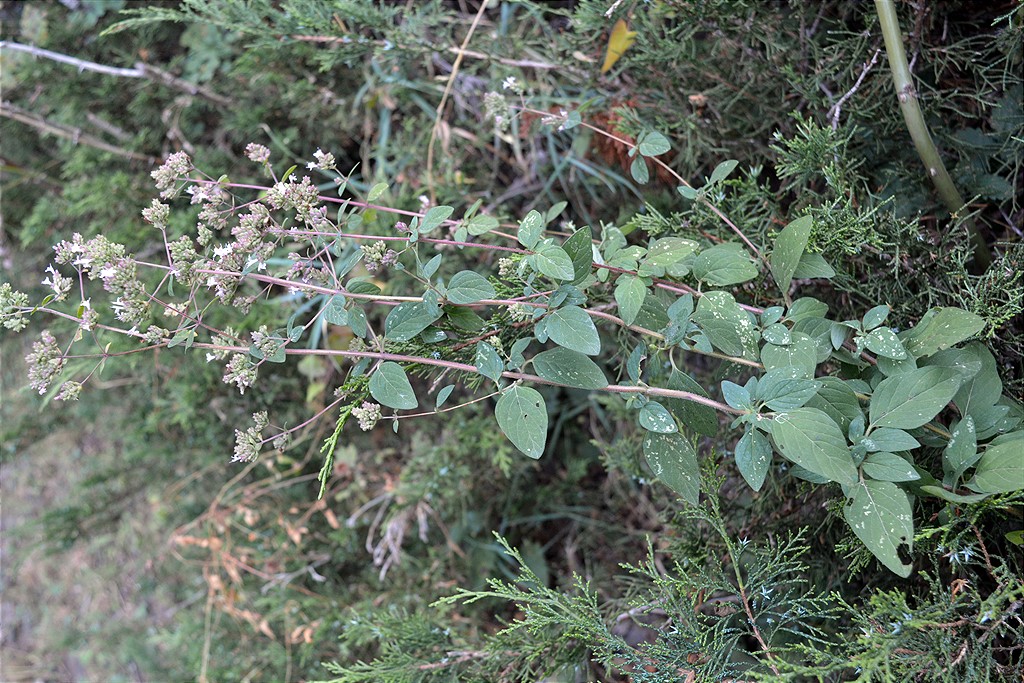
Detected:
left=862, top=428, right=920, bottom=453
left=639, top=401, right=678, bottom=433
left=918, top=485, right=989, bottom=504
left=770, top=408, right=858, bottom=485
left=367, top=182, right=388, bottom=201
left=436, top=384, right=455, bottom=409
left=869, top=367, right=961, bottom=429
left=721, top=381, right=751, bottom=410
left=466, top=214, right=499, bottom=236
left=709, top=159, right=739, bottom=185
left=323, top=295, right=348, bottom=325
left=630, top=156, right=649, bottom=184
left=419, top=253, right=442, bottom=280
left=760, top=332, right=817, bottom=378
left=369, top=362, right=418, bottom=410
left=692, top=243, right=758, bottom=286
left=562, top=228, right=594, bottom=283
left=787, top=297, right=829, bottom=322
left=677, top=185, right=699, bottom=200
left=384, top=301, right=442, bottom=341
left=534, top=243, right=575, bottom=281
left=517, top=210, right=544, bottom=249
left=692, top=291, right=757, bottom=358
left=791, top=251, right=835, bottom=279
left=862, top=452, right=920, bottom=482
left=805, top=377, right=862, bottom=431
left=770, top=215, right=813, bottom=294
left=950, top=343, right=1002, bottom=420
left=495, top=385, right=548, bottom=459
left=756, top=368, right=822, bottom=411
left=444, top=305, right=486, bottom=331
left=662, top=371, right=719, bottom=437
left=943, top=416, right=978, bottom=485
left=735, top=428, right=772, bottom=491
left=446, top=271, right=495, bottom=304
left=901, top=307, right=986, bottom=358
left=546, top=305, right=601, bottom=356
left=346, top=277, right=382, bottom=295
left=643, top=237, right=699, bottom=268
left=420, top=205, right=454, bottom=233
left=843, top=479, right=914, bottom=577
left=643, top=432, right=699, bottom=505
left=532, top=348, right=608, bottom=389
left=761, top=323, right=791, bottom=346
left=862, top=305, right=890, bottom=331
left=967, top=431, right=1024, bottom=494
left=475, top=341, right=504, bottom=383
left=508, top=337, right=531, bottom=370
left=614, top=274, right=647, bottom=326
left=638, top=131, right=671, bottom=157
left=864, top=328, right=907, bottom=360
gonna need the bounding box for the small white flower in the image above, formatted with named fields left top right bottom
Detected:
left=502, top=76, right=517, bottom=90
left=213, top=244, right=234, bottom=258
left=100, top=267, right=117, bottom=279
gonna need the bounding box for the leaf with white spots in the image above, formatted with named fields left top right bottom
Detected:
left=869, top=366, right=961, bottom=430
left=369, top=362, right=418, bottom=410
left=862, top=452, right=920, bottom=482
left=760, top=332, right=818, bottom=378
left=861, top=428, right=920, bottom=453
left=966, top=430, right=1024, bottom=494
left=495, top=385, right=548, bottom=459
left=942, top=416, right=978, bottom=486
left=864, top=327, right=907, bottom=359
left=475, top=341, right=504, bottom=383
left=639, top=401, right=678, bottom=433
left=643, top=432, right=700, bottom=505
left=517, top=210, right=545, bottom=249
left=532, top=348, right=608, bottom=389
left=901, top=307, right=986, bottom=358
left=843, top=479, right=914, bottom=577
left=736, top=428, right=772, bottom=491
left=692, top=291, right=758, bottom=359
left=770, top=408, right=858, bottom=486
left=692, top=243, right=758, bottom=286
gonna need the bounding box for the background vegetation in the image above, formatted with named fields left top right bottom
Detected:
left=1, top=1, right=1022, bottom=681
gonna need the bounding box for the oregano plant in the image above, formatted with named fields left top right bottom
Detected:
left=3, top=121, right=1022, bottom=580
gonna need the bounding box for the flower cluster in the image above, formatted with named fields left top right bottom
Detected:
left=264, top=176, right=321, bottom=221
left=53, top=233, right=150, bottom=326
left=141, top=199, right=170, bottom=229
left=0, top=283, right=30, bottom=332
left=55, top=381, right=83, bottom=402
left=233, top=410, right=269, bottom=462
left=351, top=401, right=382, bottom=431
left=483, top=91, right=511, bottom=133
left=250, top=325, right=285, bottom=360
left=361, top=241, right=399, bottom=273
left=306, top=148, right=336, bottom=171
left=25, top=329, right=65, bottom=395
left=223, top=353, right=259, bottom=394
left=244, top=143, right=271, bottom=165
left=41, top=265, right=73, bottom=301
left=151, top=151, right=192, bottom=198
left=507, top=302, right=531, bottom=322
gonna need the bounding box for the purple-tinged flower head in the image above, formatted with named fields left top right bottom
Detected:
left=26, top=329, right=65, bottom=395
left=233, top=411, right=269, bottom=462
left=151, top=151, right=192, bottom=198
left=244, top=143, right=271, bottom=164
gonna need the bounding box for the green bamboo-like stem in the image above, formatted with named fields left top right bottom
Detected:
left=874, top=0, right=991, bottom=269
